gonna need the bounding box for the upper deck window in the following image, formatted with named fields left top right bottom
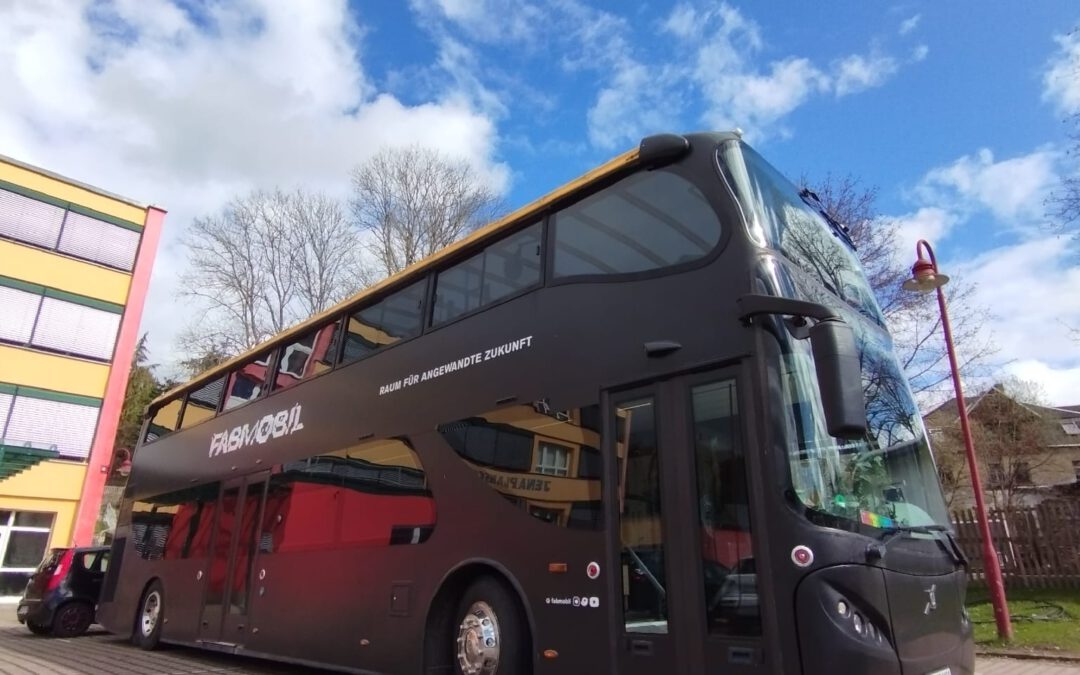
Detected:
left=341, top=281, right=425, bottom=365
left=552, top=171, right=720, bottom=278
left=272, top=322, right=339, bottom=392
left=432, top=222, right=541, bottom=326
left=146, top=398, right=182, bottom=442
left=223, top=353, right=271, bottom=411
left=180, top=376, right=225, bottom=429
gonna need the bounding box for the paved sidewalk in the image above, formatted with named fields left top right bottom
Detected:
left=1, top=611, right=1077, bottom=674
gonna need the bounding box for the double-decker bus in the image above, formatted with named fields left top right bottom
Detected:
left=97, top=132, right=973, bottom=675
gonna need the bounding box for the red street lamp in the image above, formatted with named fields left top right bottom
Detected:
left=902, top=239, right=1013, bottom=640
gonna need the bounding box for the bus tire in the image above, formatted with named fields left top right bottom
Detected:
left=26, top=620, right=52, bottom=636
left=453, top=577, right=530, bottom=675
left=52, top=601, right=94, bottom=638
left=132, top=580, right=165, bottom=650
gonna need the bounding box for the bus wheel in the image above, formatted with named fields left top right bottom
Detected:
left=454, top=577, right=529, bottom=675
left=133, top=580, right=164, bottom=650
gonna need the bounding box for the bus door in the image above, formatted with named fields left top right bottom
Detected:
left=198, top=472, right=268, bottom=645
left=606, top=368, right=765, bottom=675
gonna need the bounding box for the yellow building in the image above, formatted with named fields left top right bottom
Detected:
left=0, top=154, right=164, bottom=600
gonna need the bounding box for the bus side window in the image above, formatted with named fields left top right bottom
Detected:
left=131, top=482, right=221, bottom=561
left=145, top=398, right=182, bottom=443
left=223, top=353, right=272, bottom=410
left=340, top=281, right=425, bottom=365
left=437, top=400, right=603, bottom=530
left=180, top=375, right=226, bottom=429
left=272, top=321, right=339, bottom=392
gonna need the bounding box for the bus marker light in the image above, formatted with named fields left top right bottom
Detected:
left=791, top=546, right=814, bottom=567
left=587, top=562, right=601, bottom=579
left=548, top=563, right=568, bottom=574
left=543, top=649, right=558, bottom=659
left=836, top=600, right=849, bottom=617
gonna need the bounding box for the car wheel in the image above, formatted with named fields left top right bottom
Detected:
left=26, top=620, right=52, bottom=636
left=453, top=577, right=530, bottom=675
left=132, top=580, right=164, bottom=650
left=52, top=602, right=93, bottom=638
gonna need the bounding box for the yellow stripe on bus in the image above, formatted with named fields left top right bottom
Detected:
left=0, top=159, right=147, bottom=226
left=0, top=239, right=132, bottom=305
left=0, top=345, right=110, bottom=399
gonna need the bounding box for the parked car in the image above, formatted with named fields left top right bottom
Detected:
left=16, top=546, right=110, bottom=637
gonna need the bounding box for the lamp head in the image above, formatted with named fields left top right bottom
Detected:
left=902, top=253, right=949, bottom=293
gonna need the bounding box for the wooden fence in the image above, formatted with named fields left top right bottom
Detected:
left=952, top=503, right=1080, bottom=588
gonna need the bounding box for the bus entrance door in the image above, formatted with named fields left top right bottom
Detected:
left=198, top=473, right=268, bottom=647
left=608, top=369, right=766, bottom=675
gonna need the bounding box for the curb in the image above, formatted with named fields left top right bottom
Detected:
left=976, top=648, right=1080, bottom=663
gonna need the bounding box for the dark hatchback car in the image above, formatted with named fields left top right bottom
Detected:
left=16, top=546, right=110, bottom=637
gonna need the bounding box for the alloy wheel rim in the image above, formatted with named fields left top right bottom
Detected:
left=141, top=590, right=161, bottom=637
left=456, top=601, right=501, bottom=675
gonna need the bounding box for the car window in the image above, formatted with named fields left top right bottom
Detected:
left=98, top=551, right=109, bottom=572
left=77, top=552, right=96, bottom=571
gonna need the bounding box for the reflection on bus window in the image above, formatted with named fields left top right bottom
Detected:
left=130, top=482, right=221, bottom=560
left=553, top=171, right=721, bottom=277
left=180, top=375, right=225, bottom=429
left=256, top=438, right=435, bottom=553
left=146, top=398, right=182, bottom=442
left=691, top=379, right=759, bottom=636
left=341, top=281, right=425, bottom=365
left=618, top=397, right=669, bottom=634
left=432, top=223, right=541, bottom=325
left=223, top=354, right=271, bottom=410
left=272, top=322, right=339, bottom=392
left=438, top=401, right=603, bottom=530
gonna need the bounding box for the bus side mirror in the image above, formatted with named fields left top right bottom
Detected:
left=809, top=318, right=866, bottom=439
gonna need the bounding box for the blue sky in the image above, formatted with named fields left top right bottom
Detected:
left=1, top=1, right=1078, bottom=404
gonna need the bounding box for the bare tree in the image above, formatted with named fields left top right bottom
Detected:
left=932, top=379, right=1060, bottom=512
left=177, top=188, right=362, bottom=357
left=805, top=175, right=997, bottom=401
left=350, top=145, right=501, bottom=278
left=1047, top=113, right=1080, bottom=237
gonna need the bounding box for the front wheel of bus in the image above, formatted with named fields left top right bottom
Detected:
left=454, top=577, right=529, bottom=675
left=133, top=580, right=164, bottom=650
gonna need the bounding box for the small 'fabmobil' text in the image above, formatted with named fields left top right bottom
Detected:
left=209, top=403, right=305, bottom=457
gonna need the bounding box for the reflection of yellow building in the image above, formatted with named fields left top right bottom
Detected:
left=0, top=153, right=164, bottom=599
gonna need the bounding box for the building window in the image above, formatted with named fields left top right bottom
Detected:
left=535, top=441, right=571, bottom=476
left=0, top=278, right=122, bottom=363
left=1062, top=421, right=1080, bottom=435
left=987, top=463, right=1005, bottom=488
left=0, top=186, right=140, bottom=272
left=1015, top=461, right=1032, bottom=485
left=0, top=384, right=101, bottom=459
left=1073, top=460, right=1080, bottom=481
left=0, top=510, right=55, bottom=598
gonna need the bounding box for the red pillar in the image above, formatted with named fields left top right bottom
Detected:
left=71, top=206, right=166, bottom=546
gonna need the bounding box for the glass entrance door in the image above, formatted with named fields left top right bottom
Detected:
left=608, top=369, right=766, bottom=675
left=198, top=474, right=267, bottom=644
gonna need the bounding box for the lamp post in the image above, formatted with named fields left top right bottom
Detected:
left=902, top=239, right=1013, bottom=640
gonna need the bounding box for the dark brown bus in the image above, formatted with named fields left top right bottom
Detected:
left=97, top=131, right=974, bottom=675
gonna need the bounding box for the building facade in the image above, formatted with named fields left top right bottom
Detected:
left=0, top=154, right=163, bottom=600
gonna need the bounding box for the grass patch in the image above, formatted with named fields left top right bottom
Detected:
left=967, top=586, right=1080, bottom=654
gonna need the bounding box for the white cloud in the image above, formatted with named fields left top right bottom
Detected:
left=1042, top=30, right=1080, bottom=115
left=911, top=44, right=930, bottom=62
left=659, top=3, right=903, bottom=144
left=408, top=0, right=544, bottom=45
left=1003, top=360, right=1080, bottom=407
left=0, top=0, right=507, bottom=368
left=953, top=237, right=1080, bottom=406
left=898, top=14, right=921, bottom=36
left=890, top=207, right=960, bottom=257
left=833, top=53, right=900, bottom=96
left=916, top=147, right=1059, bottom=224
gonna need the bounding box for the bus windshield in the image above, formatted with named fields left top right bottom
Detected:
left=718, top=140, right=950, bottom=533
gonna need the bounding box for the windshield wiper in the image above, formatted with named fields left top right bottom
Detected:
left=798, top=188, right=857, bottom=250
left=865, top=524, right=968, bottom=569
